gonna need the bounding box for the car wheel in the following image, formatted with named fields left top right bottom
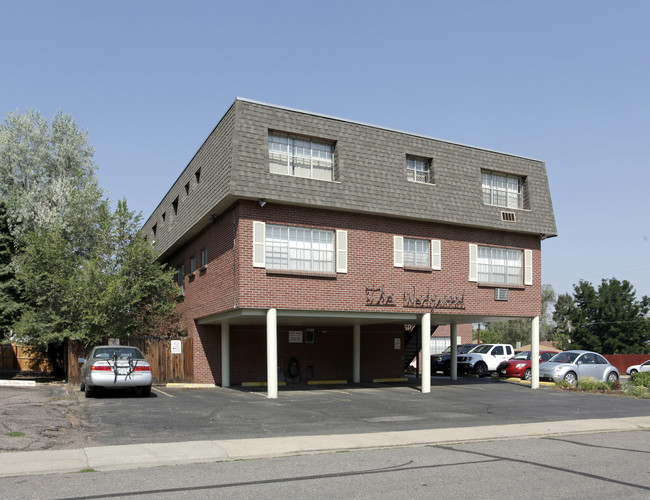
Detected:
left=80, top=377, right=85, bottom=392
left=475, top=362, right=487, bottom=377
left=564, top=371, right=577, bottom=386
left=140, top=385, right=151, bottom=397
left=84, top=383, right=94, bottom=398
left=630, top=369, right=638, bottom=375
left=607, top=372, right=619, bottom=383
left=523, top=369, right=532, bottom=381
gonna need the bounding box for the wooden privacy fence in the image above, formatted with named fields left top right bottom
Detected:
left=66, top=337, right=193, bottom=385
left=0, top=343, right=52, bottom=372
left=603, top=354, right=650, bottom=374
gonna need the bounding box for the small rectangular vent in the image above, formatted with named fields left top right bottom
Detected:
left=495, top=288, right=509, bottom=301
left=501, top=211, right=516, bottom=222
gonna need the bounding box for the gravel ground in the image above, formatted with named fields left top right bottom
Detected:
left=0, top=383, right=96, bottom=452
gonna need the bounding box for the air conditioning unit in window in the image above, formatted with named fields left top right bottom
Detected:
left=495, top=288, right=509, bottom=301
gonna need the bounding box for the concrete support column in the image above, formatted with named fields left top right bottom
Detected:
left=421, top=313, right=431, bottom=393
left=221, top=323, right=230, bottom=388
left=450, top=324, right=458, bottom=381
left=353, top=324, right=361, bottom=384
left=531, top=316, right=540, bottom=390
left=266, top=309, right=278, bottom=399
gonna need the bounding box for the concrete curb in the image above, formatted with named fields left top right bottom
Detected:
left=0, top=380, right=36, bottom=387
left=1, top=416, right=649, bottom=478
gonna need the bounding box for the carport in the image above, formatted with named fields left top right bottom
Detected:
left=197, top=308, right=542, bottom=398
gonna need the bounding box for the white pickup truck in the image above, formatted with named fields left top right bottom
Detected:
left=457, top=344, right=515, bottom=377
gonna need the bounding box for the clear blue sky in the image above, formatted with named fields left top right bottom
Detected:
left=2, top=1, right=649, bottom=300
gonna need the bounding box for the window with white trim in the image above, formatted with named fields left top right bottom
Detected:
left=201, top=248, right=208, bottom=267
left=394, top=236, right=441, bottom=270
left=477, top=246, right=523, bottom=285
left=404, top=238, right=430, bottom=267
left=268, top=132, right=334, bottom=181
left=264, top=224, right=335, bottom=273
left=406, top=156, right=432, bottom=184
left=482, top=171, right=523, bottom=209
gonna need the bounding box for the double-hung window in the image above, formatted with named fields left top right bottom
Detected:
left=262, top=224, right=335, bottom=273
left=269, top=132, right=334, bottom=181
left=404, top=238, right=430, bottom=267
left=476, top=246, right=523, bottom=285
left=394, top=236, right=441, bottom=270
left=406, top=156, right=432, bottom=184
left=482, top=171, right=523, bottom=209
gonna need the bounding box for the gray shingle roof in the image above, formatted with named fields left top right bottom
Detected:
left=143, top=99, right=557, bottom=259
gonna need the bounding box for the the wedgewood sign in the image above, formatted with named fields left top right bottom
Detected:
left=365, top=285, right=465, bottom=313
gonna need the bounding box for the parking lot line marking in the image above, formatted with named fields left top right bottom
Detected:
left=153, top=387, right=174, bottom=398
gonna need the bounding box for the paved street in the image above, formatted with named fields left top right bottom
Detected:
left=1, top=430, right=648, bottom=499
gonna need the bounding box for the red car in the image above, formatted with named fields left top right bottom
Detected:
left=497, top=350, right=557, bottom=381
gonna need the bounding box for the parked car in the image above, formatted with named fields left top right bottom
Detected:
left=457, top=344, right=515, bottom=377
left=626, top=360, right=650, bottom=375
left=497, top=350, right=556, bottom=381
left=431, top=344, right=477, bottom=375
left=539, top=350, right=619, bottom=386
left=79, top=346, right=152, bottom=397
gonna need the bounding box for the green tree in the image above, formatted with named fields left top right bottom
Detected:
left=550, top=292, right=574, bottom=350
left=540, top=284, right=556, bottom=340
left=552, top=279, right=650, bottom=354
left=14, top=201, right=184, bottom=358
left=0, top=109, right=99, bottom=244
left=475, top=284, right=557, bottom=346
left=2, top=109, right=184, bottom=375
left=0, top=202, right=21, bottom=339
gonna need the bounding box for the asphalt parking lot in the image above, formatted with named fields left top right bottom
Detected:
left=2, top=376, right=648, bottom=452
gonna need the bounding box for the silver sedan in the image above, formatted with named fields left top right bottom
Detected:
left=79, top=346, right=153, bottom=397
left=539, top=350, right=619, bottom=386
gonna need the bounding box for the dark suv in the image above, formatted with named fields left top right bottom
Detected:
left=431, top=344, right=477, bottom=375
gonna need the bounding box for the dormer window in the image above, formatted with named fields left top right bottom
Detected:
left=406, top=155, right=433, bottom=184
left=482, top=171, right=523, bottom=209
left=268, top=132, right=334, bottom=181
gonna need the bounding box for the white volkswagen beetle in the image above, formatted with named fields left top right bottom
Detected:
left=79, top=346, right=152, bottom=397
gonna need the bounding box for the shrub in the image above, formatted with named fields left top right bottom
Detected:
left=577, top=377, right=609, bottom=391
left=624, top=384, right=650, bottom=399
left=630, top=371, right=650, bottom=388
left=607, top=379, right=622, bottom=391
left=554, top=380, right=573, bottom=389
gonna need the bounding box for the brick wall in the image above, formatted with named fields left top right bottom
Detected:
left=236, top=200, right=542, bottom=318
left=166, top=200, right=543, bottom=384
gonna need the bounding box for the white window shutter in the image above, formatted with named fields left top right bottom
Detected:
left=394, top=236, right=404, bottom=267
left=336, top=230, right=348, bottom=273
left=431, top=239, right=441, bottom=270
left=469, top=244, right=478, bottom=282
left=524, top=249, right=533, bottom=285
left=253, top=221, right=266, bottom=268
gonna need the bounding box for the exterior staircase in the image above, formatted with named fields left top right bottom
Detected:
left=403, top=324, right=438, bottom=372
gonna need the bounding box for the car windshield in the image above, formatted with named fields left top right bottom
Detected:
left=93, top=347, right=145, bottom=360
left=549, top=352, right=579, bottom=364
left=459, top=345, right=477, bottom=354
left=471, top=344, right=494, bottom=354
left=512, top=351, right=531, bottom=360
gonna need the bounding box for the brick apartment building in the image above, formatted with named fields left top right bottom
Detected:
left=142, top=98, right=557, bottom=397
